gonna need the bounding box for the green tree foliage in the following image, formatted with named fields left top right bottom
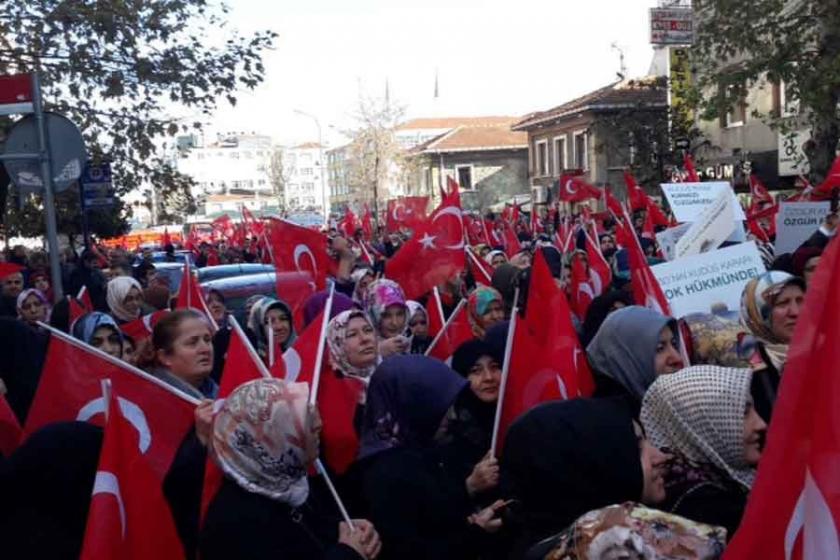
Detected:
left=691, top=0, right=840, bottom=181
left=0, top=0, right=276, bottom=235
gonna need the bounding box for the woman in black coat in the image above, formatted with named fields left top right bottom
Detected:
left=200, top=378, right=380, bottom=560
left=353, top=355, right=506, bottom=560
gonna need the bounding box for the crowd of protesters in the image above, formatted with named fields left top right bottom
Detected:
left=0, top=194, right=836, bottom=560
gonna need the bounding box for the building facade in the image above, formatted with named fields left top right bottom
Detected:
left=281, top=142, right=327, bottom=214
left=176, top=133, right=275, bottom=198
left=512, top=78, right=668, bottom=200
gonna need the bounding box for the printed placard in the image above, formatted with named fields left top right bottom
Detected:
left=774, top=202, right=831, bottom=255
left=660, top=182, right=746, bottom=222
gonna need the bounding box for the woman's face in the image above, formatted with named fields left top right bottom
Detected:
left=491, top=254, right=507, bottom=268
left=123, top=287, right=143, bottom=317
left=19, top=293, right=47, bottom=325
left=770, top=285, right=804, bottom=343
left=409, top=310, right=429, bottom=338
left=90, top=326, right=122, bottom=360
left=635, top=421, right=668, bottom=505
left=380, top=304, right=407, bottom=338
left=480, top=300, right=505, bottom=330
left=265, top=307, right=292, bottom=347
left=207, top=295, right=226, bottom=323
left=803, top=256, right=821, bottom=285
left=743, top=397, right=767, bottom=466
left=33, top=277, right=49, bottom=293
left=467, top=355, right=502, bottom=403
left=122, top=340, right=137, bottom=366
left=344, top=316, right=378, bottom=369
left=358, top=274, right=374, bottom=294
left=158, top=318, right=213, bottom=384
left=653, top=326, right=683, bottom=375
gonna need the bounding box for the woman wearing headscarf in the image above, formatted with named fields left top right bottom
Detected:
left=248, top=296, right=296, bottom=364
left=71, top=312, right=124, bottom=360
left=354, top=355, right=507, bottom=559
left=585, top=305, right=684, bottom=415
left=303, top=289, right=357, bottom=330
left=200, top=378, right=381, bottom=560
left=28, top=269, right=53, bottom=303
left=500, top=398, right=669, bottom=557
left=365, top=279, right=410, bottom=358
left=739, top=271, right=805, bottom=422
left=484, top=250, right=508, bottom=269
left=405, top=301, right=431, bottom=354
left=106, top=276, right=144, bottom=323
left=16, top=288, right=50, bottom=328
left=491, top=263, right=523, bottom=318
left=579, top=290, right=633, bottom=348
left=466, top=286, right=505, bottom=339
left=641, top=366, right=766, bottom=537
left=351, top=267, right=376, bottom=305
left=327, top=309, right=379, bottom=384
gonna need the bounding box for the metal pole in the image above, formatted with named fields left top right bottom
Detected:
left=31, top=73, right=64, bottom=300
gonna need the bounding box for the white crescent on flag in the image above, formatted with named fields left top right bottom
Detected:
left=785, top=469, right=840, bottom=560
left=283, top=347, right=302, bottom=382
left=77, top=397, right=152, bottom=454
left=293, top=244, right=318, bottom=276
left=432, top=206, right=465, bottom=250
left=565, top=179, right=578, bottom=196
left=392, top=202, right=406, bottom=221
left=92, top=471, right=127, bottom=538
left=523, top=368, right=569, bottom=403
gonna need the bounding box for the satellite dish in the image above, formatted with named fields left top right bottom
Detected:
left=3, top=112, right=86, bottom=194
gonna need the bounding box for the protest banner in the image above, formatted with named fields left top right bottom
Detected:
left=674, top=188, right=736, bottom=258
left=774, top=201, right=832, bottom=254
left=657, top=221, right=746, bottom=261
left=660, top=181, right=746, bottom=222
left=651, top=241, right=766, bottom=317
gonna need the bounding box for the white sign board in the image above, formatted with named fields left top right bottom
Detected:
left=774, top=202, right=832, bottom=254
left=675, top=189, right=736, bottom=258
left=778, top=129, right=811, bottom=177
left=661, top=182, right=746, bottom=222
left=657, top=222, right=746, bottom=261
left=652, top=241, right=766, bottom=317
left=649, top=8, right=694, bottom=45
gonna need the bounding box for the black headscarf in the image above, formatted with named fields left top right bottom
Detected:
left=491, top=264, right=523, bottom=316
left=501, top=398, right=642, bottom=547
left=358, top=355, right=467, bottom=460
left=580, top=290, right=635, bottom=348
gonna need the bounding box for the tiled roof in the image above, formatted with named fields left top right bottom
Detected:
left=410, top=125, right=527, bottom=154
left=512, top=78, right=667, bottom=130
left=397, top=116, right=520, bottom=130
left=292, top=142, right=323, bottom=149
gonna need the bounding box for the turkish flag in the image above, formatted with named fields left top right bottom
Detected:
left=464, top=214, right=485, bottom=246
left=361, top=205, right=374, bottom=240
left=241, top=206, right=264, bottom=238
left=79, top=387, right=184, bottom=560
left=641, top=209, right=656, bottom=240
left=496, top=250, right=594, bottom=454
left=624, top=170, right=648, bottom=211
left=283, top=309, right=327, bottom=385
left=78, top=285, right=94, bottom=312
left=618, top=212, right=671, bottom=315
left=317, top=368, right=364, bottom=474
left=746, top=202, right=779, bottom=242
left=210, top=214, right=235, bottom=241
left=69, top=296, right=88, bottom=328
left=724, top=236, right=840, bottom=560
left=267, top=218, right=334, bottom=291
left=750, top=174, right=774, bottom=204
left=466, top=247, right=494, bottom=286
left=484, top=219, right=502, bottom=247
left=500, top=219, right=522, bottom=258
left=425, top=301, right=473, bottom=364
left=684, top=153, right=700, bottom=182
left=605, top=188, right=625, bottom=217
left=340, top=207, right=357, bottom=238
left=0, top=393, right=22, bottom=457
left=174, top=260, right=216, bottom=327
left=386, top=196, right=429, bottom=233
left=426, top=289, right=446, bottom=340
left=584, top=228, right=612, bottom=295
left=200, top=321, right=269, bottom=525
left=24, top=330, right=199, bottom=479
left=558, top=174, right=602, bottom=203
left=569, top=254, right=594, bottom=320
left=120, top=311, right=168, bottom=342
left=385, top=193, right=466, bottom=300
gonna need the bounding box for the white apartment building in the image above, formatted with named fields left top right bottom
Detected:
left=282, top=142, right=326, bottom=213
left=177, top=133, right=275, bottom=198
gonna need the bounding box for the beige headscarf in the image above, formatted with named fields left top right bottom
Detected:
left=210, top=378, right=312, bottom=506
left=641, top=365, right=756, bottom=489
left=106, top=276, right=143, bottom=322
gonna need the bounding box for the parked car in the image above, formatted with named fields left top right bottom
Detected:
left=196, top=263, right=275, bottom=284
left=133, top=250, right=194, bottom=265
left=200, top=270, right=314, bottom=325
left=133, top=261, right=186, bottom=294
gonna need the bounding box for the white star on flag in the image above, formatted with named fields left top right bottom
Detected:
left=419, top=232, right=437, bottom=249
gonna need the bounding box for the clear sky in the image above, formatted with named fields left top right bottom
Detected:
left=204, top=0, right=659, bottom=147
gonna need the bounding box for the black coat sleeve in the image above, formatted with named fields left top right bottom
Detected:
left=671, top=483, right=746, bottom=539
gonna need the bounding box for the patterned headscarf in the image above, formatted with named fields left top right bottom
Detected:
left=467, top=286, right=503, bottom=338
left=211, top=378, right=312, bottom=506
left=364, top=279, right=407, bottom=335
left=16, top=288, right=49, bottom=321
left=351, top=267, right=375, bottom=304
left=406, top=300, right=426, bottom=324
left=72, top=311, right=123, bottom=347
left=248, top=297, right=296, bottom=355
left=106, top=276, right=143, bottom=322
left=327, top=309, right=378, bottom=380
left=641, top=365, right=756, bottom=489
left=484, top=250, right=507, bottom=266
left=739, top=271, right=804, bottom=371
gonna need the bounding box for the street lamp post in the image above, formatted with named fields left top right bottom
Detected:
left=294, top=109, right=329, bottom=224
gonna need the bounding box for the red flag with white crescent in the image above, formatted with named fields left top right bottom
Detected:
left=558, top=174, right=602, bottom=203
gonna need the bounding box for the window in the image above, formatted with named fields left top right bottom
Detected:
left=303, top=182, right=315, bottom=191
left=301, top=168, right=314, bottom=176
left=456, top=165, right=473, bottom=190
left=723, top=83, right=746, bottom=127
left=573, top=131, right=588, bottom=170
left=535, top=140, right=549, bottom=177
left=553, top=136, right=567, bottom=175
left=230, top=152, right=240, bottom=159
left=424, top=167, right=434, bottom=191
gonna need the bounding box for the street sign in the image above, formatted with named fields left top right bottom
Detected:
left=82, top=162, right=116, bottom=209
left=650, top=8, right=694, bottom=45
left=0, top=74, right=34, bottom=115
left=3, top=112, right=86, bottom=193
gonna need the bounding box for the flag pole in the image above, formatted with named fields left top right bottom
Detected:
left=424, top=297, right=468, bottom=357
left=309, top=283, right=335, bottom=406
left=230, top=316, right=272, bottom=379
left=465, top=246, right=492, bottom=284
left=315, top=459, right=356, bottom=531
left=37, top=322, right=203, bottom=405
left=433, top=286, right=446, bottom=331
left=490, top=290, right=519, bottom=457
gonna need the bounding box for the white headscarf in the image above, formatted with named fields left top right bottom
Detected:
left=641, top=365, right=756, bottom=489
left=106, top=276, right=143, bottom=322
